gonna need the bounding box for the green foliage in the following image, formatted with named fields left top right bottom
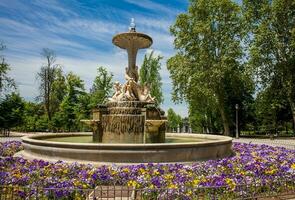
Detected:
left=254, top=79, right=292, bottom=127
left=167, top=108, right=182, bottom=131
left=18, top=102, right=44, bottom=132
left=0, top=93, right=24, bottom=129
left=246, top=0, right=295, bottom=124
left=140, top=51, right=164, bottom=105
left=168, top=0, right=253, bottom=135
left=0, top=43, right=15, bottom=95
left=189, top=101, right=222, bottom=133
left=59, top=72, right=86, bottom=131
left=2, top=1, right=294, bottom=134
left=50, top=68, right=66, bottom=114
left=89, top=66, right=113, bottom=108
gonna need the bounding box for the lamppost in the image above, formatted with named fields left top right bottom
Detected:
left=235, top=104, right=239, bottom=139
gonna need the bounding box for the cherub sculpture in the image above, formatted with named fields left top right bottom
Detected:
left=109, top=81, right=123, bottom=101
left=122, top=79, right=136, bottom=101
left=140, top=83, right=155, bottom=102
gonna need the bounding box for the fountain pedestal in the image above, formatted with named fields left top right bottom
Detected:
left=82, top=101, right=166, bottom=143
left=80, top=105, right=107, bottom=142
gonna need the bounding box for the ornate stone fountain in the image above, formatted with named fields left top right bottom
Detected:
left=82, top=18, right=166, bottom=143
left=19, top=19, right=233, bottom=164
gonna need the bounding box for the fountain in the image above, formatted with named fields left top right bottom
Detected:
left=19, top=19, right=233, bottom=165
left=81, top=18, right=166, bottom=144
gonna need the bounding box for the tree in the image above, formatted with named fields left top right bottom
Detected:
left=139, top=51, right=164, bottom=105
left=89, top=66, right=113, bottom=108
left=50, top=68, right=66, bottom=114
left=167, top=0, right=251, bottom=135
left=36, top=48, right=60, bottom=121
left=0, top=93, right=24, bottom=133
left=245, top=0, right=295, bottom=126
left=167, top=108, right=182, bottom=132
left=18, top=102, right=44, bottom=132
left=0, top=42, right=15, bottom=95
left=189, top=99, right=222, bottom=133
left=59, top=72, right=85, bottom=131
left=254, top=77, right=292, bottom=131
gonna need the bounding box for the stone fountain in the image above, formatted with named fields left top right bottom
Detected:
left=18, top=19, right=233, bottom=164
left=81, top=18, right=166, bottom=144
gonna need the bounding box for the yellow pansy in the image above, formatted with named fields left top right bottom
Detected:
left=192, top=178, right=200, bottom=186
left=127, top=180, right=140, bottom=188
left=122, top=168, right=130, bottom=173
left=225, top=178, right=236, bottom=190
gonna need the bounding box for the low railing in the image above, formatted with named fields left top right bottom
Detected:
left=1, top=178, right=295, bottom=200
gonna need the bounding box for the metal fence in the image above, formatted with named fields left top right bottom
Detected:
left=1, top=178, right=295, bottom=200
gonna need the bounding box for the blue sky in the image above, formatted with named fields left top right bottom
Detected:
left=0, top=0, right=189, bottom=116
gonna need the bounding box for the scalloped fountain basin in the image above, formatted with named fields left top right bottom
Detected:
left=19, top=133, right=233, bottom=165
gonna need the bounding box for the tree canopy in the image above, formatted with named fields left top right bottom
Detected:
left=245, top=0, right=295, bottom=126
left=167, top=0, right=253, bottom=135
left=89, top=66, right=113, bottom=108
left=140, top=51, right=164, bottom=105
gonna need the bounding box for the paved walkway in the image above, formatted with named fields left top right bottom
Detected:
left=0, top=131, right=30, bottom=143
left=234, top=138, right=295, bottom=150
left=0, top=137, right=22, bottom=143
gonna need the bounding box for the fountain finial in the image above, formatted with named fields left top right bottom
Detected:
left=129, top=18, right=136, bottom=32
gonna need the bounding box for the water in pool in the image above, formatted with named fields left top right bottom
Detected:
left=44, top=136, right=208, bottom=143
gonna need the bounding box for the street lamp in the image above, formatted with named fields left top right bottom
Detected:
left=235, top=104, right=239, bottom=139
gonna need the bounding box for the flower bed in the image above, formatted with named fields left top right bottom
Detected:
left=0, top=141, right=23, bottom=157
left=0, top=141, right=294, bottom=199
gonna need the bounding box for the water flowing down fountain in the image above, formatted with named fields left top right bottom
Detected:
left=19, top=19, right=233, bottom=164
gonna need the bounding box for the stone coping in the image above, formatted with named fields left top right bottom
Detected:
left=20, top=133, right=233, bottom=164
left=22, top=133, right=232, bottom=149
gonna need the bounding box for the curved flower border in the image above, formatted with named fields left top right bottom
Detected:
left=0, top=141, right=294, bottom=199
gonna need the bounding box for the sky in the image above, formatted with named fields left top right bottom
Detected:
left=0, top=0, right=189, bottom=117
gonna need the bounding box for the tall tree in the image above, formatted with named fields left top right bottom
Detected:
left=36, top=48, right=60, bottom=121
left=139, top=51, right=164, bottom=105
left=0, top=42, right=15, bottom=95
left=50, top=68, right=66, bottom=114
left=245, top=0, right=295, bottom=126
left=60, top=72, right=85, bottom=131
left=167, top=0, right=250, bottom=135
left=90, top=66, right=113, bottom=108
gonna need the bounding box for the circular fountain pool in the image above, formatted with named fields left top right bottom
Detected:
left=18, top=133, right=233, bottom=165
left=44, top=135, right=210, bottom=143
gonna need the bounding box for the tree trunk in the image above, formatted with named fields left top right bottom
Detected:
left=217, top=91, right=231, bottom=136
left=219, top=106, right=230, bottom=136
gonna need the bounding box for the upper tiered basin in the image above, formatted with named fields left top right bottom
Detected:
left=112, top=32, right=152, bottom=50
